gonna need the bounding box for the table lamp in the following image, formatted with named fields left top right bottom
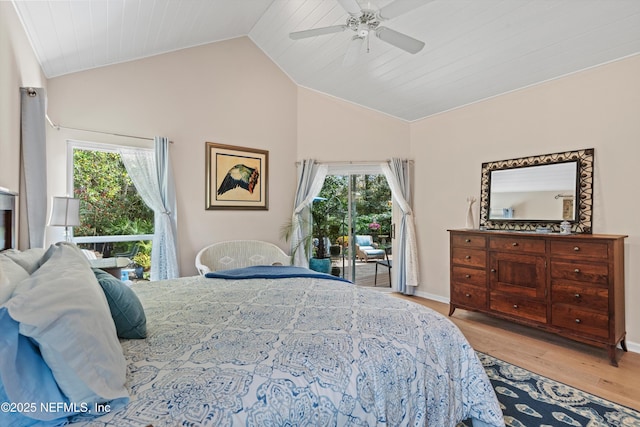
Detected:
left=48, top=196, right=80, bottom=242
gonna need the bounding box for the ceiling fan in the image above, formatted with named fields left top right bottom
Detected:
left=289, top=0, right=426, bottom=64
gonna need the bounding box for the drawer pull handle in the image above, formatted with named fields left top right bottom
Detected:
left=574, top=293, right=581, bottom=299
left=513, top=304, right=519, bottom=309
left=575, top=319, right=581, bottom=324
left=491, top=268, right=496, bottom=273
left=465, top=274, right=471, bottom=278
left=512, top=242, right=518, bottom=247
left=465, top=255, right=471, bottom=259
left=465, top=239, right=471, bottom=243
left=574, top=246, right=580, bottom=251
left=465, top=293, right=471, bottom=298
left=574, top=268, right=580, bottom=273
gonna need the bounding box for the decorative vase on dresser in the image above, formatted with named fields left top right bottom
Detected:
left=448, top=229, right=627, bottom=366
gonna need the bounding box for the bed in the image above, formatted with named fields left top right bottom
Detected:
left=1, top=242, right=504, bottom=427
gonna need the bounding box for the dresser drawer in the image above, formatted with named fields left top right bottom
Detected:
left=489, top=236, right=545, bottom=254
left=452, top=283, right=487, bottom=309
left=550, top=261, right=608, bottom=286
left=550, top=241, right=608, bottom=260
left=451, top=233, right=487, bottom=248
left=490, top=294, right=547, bottom=323
left=452, top=248, right=486, bottom=268
left=551, top=283, right=608, bottom=312
left=451, top=266, right=486, bottom=287
left=551, top=305, right=608, bottom=339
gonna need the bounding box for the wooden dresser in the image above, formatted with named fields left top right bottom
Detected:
left=448, top=229, right=627, bottom=366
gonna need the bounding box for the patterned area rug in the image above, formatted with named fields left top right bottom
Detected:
left=459, top=352, right=640, bottom=427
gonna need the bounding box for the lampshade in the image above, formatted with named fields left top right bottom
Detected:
left=48, top=197, right=80, bottom=227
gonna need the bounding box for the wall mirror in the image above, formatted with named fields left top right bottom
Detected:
left=479, top=148, right=594, bottom=233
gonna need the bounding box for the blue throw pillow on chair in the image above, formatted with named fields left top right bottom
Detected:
left=355, top=235, right=372, bottom=247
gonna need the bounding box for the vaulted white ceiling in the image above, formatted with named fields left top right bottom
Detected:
left=12, top=0, right=640, bottom=121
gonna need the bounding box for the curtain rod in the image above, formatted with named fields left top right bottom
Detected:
left=46, top=114, right=173, bottom=143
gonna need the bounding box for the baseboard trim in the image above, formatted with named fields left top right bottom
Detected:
left=412, top=290, right=639, bottom=355
left=626, top=340, right=640, bottom=354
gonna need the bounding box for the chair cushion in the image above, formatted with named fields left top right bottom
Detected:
left=355, top=235, right=373, bottom=246
left=363, top=248, right=385, bottom=256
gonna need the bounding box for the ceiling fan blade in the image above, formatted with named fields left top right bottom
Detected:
left=343, top=36, right=364, bottom=67
left=289, top=25, right=347, bottom=40
left=375, top=27, right=425, bottom=54
left=337, top=0, right=361, bottom=16
left=378, top=0, right=427, bottom=20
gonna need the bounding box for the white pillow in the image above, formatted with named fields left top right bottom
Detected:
left=1, top=247, right=46, bottom=274
left=0, top=257, right=29, bottom=305
left=4, top=242, right=129, bottom=404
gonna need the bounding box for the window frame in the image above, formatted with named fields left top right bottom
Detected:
left=66, top=140, right=155, bottom=246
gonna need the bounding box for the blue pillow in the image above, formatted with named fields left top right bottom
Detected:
left=0, top=308, right=75, bottom=426
left=92, top=269, right=147, bottom=339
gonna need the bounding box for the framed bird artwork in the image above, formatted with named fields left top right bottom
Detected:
left=205, top=142, right=268, bottom=210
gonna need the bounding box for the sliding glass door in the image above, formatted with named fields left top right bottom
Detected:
left=314, top=170, right=393, bottom=287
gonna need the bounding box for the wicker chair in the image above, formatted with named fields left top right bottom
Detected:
left=354, top=235, right=386, bottom=262
left=195, top=240, right=292, bottom=276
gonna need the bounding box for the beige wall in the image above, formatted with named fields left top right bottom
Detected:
left=46, top=37, right=298, bottom=275
left=296, top=87, right=410, bottom=160
left=0, top=2, right=46, bottom=195
left=411, top=54, right=640, bottom=348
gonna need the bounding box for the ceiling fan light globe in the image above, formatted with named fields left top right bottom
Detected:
left=357, top=22, right=369, bottom=38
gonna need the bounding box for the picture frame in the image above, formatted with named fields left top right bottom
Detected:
left=205, top=142, right=268, bottom=210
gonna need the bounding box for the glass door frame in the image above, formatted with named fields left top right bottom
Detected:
left=322, top=165, right=395, bottom=286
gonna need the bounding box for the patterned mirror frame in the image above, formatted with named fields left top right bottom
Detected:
left=479, top=148, right=594, bottom=233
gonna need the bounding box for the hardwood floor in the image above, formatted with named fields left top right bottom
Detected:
left=394, top=294, right=640, bottom=412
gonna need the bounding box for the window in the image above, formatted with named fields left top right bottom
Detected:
left=68, top=141, right=153, bottom=271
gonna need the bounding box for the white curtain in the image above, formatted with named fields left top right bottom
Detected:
left=120, top=137, right=179, bottom=280
left=290, top=160, right=328, bottom=267
left=20, top=87, right=47, bottom=248
left=382, top=158, right=419, bottom=294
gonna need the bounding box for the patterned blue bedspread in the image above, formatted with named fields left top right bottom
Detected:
left=69, top=276, right=504, bottom=426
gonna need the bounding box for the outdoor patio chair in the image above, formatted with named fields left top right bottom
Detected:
left=114, top=243, right=139, bottom=259
left=355, top=235, right=385, bottom=262
left=374, top=247, right=392, bottom=287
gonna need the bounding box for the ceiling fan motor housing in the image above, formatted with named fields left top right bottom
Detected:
left=347, top=9, right=379, bottom=37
